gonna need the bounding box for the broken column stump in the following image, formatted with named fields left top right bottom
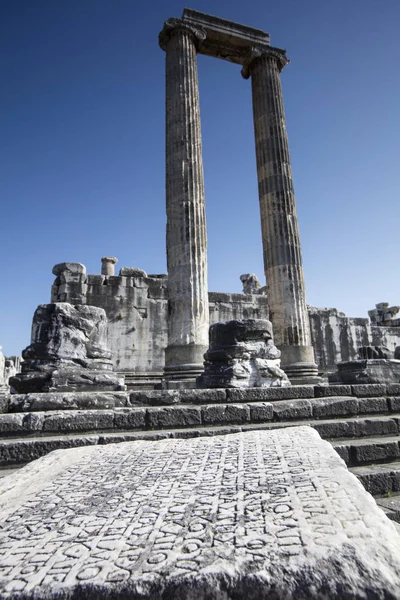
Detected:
left=198, top=319, right=290, bottom=388
left=9, top=303, right=125, bottom=411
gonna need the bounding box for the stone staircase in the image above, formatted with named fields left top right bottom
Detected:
left=1, top=382, right=400, bottom=498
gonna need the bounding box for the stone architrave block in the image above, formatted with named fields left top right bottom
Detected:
left=198, top=319, right=291, bottom=389
left=1, top=428, right=400, bottom=598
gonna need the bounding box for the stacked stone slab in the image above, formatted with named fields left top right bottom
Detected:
left=159, top=9, right=319, bottom=385
left=198, top=319, right=290, bottom=388
left=1, top=428, right=400, bottom=598
left=10, top=303, right=124, bottom=408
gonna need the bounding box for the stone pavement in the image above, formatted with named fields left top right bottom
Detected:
left=0, top=427, right=400, bottom=598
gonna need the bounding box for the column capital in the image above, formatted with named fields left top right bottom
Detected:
left=159, top=18, right=206, bottom=52
left=241, top=45, right=289, bottom=79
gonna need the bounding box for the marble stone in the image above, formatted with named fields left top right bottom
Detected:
left=160, top=16, right=209, bottom=380
left=198, top=319, right=290, bottom=388
left=0, top=427, right=400, bottom=598
left=10, top=303, right=124, bottom=394
left=329, top=359, right=400, bottom=384
left=243, top=45, right=319, bottom=383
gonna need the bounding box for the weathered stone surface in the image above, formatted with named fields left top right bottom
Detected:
left=100, top=256, right=117, bottom=277
left=8, top=391, right=129, bottom=412
left=41, top=410, right=115, bottom=433
left=311, top=396, right=358, bottom=418
left=198, top=319, right=290, bottom=389
left=160, top=16, right=209, bottom=379
left=272, top=400, right=312, bottom=420
left=147, top=406, right=202, bottom=428
left=351, top=383, right=387, bottom=397
left=243, top=43, right=319, bottom=382
left=359, top=345, right=394, bottom=359
left=201, top=403, right=250, bottom=425
left=118, top=266, right=147, bottom=277
left=240, top=273, right=263, bottom=294
left=358, top=396, right=388, bottom=414
left=10, top=303, right=124, bottom=396
left=248, top=402, right=273, bottom=421
left=227, top=385, right=313, bottom=402
left=330, top=359, right=400, bottom=384
left=1, top=427, right=400, bottom=598
left=314, top=384, right=352, bottom=397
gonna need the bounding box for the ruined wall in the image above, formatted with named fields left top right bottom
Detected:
left=308, top=307, right=400, bottom=374
left=51, top=263, right=268, bottom=377
left=50, top=262, right=400, bottom=378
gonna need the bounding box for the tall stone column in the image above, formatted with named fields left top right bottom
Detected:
left=159, top=19, right=209, bottom=381
left=242, top=48, right=319, bottom=383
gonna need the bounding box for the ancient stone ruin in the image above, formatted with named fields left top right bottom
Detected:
left=2, top=428, right=400, bottom=598
left=159, top=8, right=319, bottom=384
left=9, top=303, right=124, bottom=410
left=198, top=319, right=290, bottom=388
left=1, top=9, right=400, bottom=596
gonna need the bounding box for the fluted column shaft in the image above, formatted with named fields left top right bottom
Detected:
left=244, top=49, right=319, bottom=381
left=160, top=20, right=209, bottom=376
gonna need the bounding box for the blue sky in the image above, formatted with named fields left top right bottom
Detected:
left=1, top=0, right=399, bottom=356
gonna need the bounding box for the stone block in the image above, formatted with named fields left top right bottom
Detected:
left=388, top=384, right=400, bottom=396
left=311, top=397, right=358, bottom=418
left=1, top=427, right=400, bottom=598
left=201, top=404, right=250, bottom=425
left=146, top=407, right=201, bottom=428
left=0, top=436, right=100, bottom=466
left=42, top=410, right=115, bottom=433
left=353, top=441, right=400, bottom=465
left=353, top=418, right=398, bottom=437
left=249, top=402, right=273, bottom=422
left=313, top=420, right=356, bottom=439
left=314, top=385, right=352, bottom=397
left=227, top=386, right=314, bottom=402
left=8, top=392, right=128, bottom=412
left=388, top=397, right=400, bottom=412
left=129, top=390, right=181, bottom=406
left=179, top=389, right=227, bottom=404
left=351, top=384, right=387, bottom=397
left=358, top=397, right=388, bottom=414
left=113, top=408, right=146, bottom=429
left=272, top=400, right=312, bottom=420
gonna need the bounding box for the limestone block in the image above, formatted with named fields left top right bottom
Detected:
left=198, top=319, right=290, bottom=388
left=1, top=428, right=400, bottom=598
left=10, top=303, right=124, bottom=395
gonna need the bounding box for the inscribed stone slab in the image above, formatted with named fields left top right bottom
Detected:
left=0, top=427, right=400, bottom=599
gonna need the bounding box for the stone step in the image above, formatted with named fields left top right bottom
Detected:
left=2, top=415, right=400, bottom=467
left=1, top=400, right=400, bottom=438
left=350, top=462, right=400, bottom=496
left=332, top=436, right=400, bottom=466
left=375, top=492, right=400, bottom=523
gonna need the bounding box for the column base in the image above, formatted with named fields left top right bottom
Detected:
left=164, top=344, right=207, bottom=383
left=280, top=345, right=323, bottom=385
